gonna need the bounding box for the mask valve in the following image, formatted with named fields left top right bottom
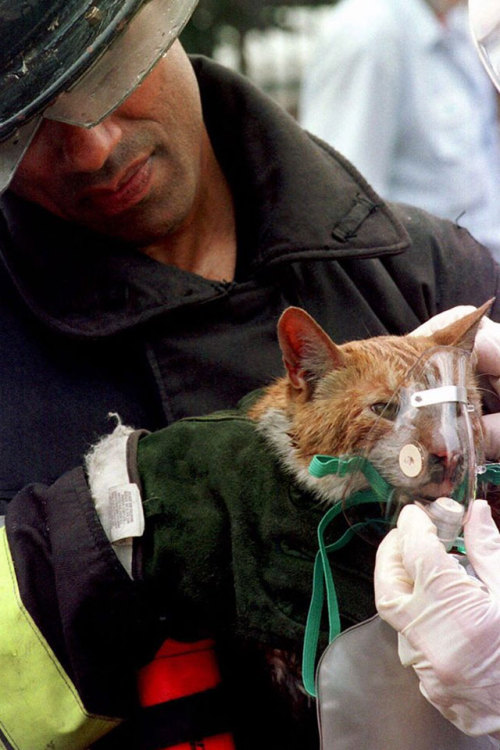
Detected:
left=419, top=496, right=465, bottom=551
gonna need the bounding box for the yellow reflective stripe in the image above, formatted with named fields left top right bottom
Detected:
left=0, top=527, right=121, bottom=749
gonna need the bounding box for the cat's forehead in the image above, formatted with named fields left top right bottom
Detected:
left=341, top=334, right=428, bottom=364
left=317, top=335, right=431, bottom=398
left=336, top=334, right=474, bottom=394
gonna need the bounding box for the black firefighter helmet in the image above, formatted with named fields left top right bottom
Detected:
left=0, top=0, right=199, bottom=191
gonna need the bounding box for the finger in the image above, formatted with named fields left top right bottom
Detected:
left=475, top=320, right=500, bottom=378
left=396, top=505, right=468, bottom=592
left=481, top=413, right=500, bottom=460
left=375, top=529, right=413, bottom=596
left=396, top=503, right=442, bottom=538
left=464, top=500, right=500, bottom=598
left=397, top=632, right=421, bottom=669
left=409, top=306, right=476, bottom=338
left=374, top=529, right=416, bottom=631
left=488, top=375, right=500, bottom=399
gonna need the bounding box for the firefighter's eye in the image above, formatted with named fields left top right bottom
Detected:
left=370, top=402, right=399, bottom=421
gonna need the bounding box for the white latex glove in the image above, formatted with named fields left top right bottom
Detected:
left=411, top=305, right=500, bottom=459
left=374, top=500, right=500, bottom=738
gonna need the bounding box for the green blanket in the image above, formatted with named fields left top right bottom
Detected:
left=135, top=400, right=377, bottom=649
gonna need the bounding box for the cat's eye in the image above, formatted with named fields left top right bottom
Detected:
left=370, top=402, right=400, bottom=421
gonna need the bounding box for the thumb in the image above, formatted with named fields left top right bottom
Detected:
left=375, top=528, right=415, bottom=631
left=464, top=500, right=500, bottom=598
left=396, top=504, right=467, bottom=595
left=474, top=318, right=500, bottom=377
left=481, top=413, right=500, bottom=460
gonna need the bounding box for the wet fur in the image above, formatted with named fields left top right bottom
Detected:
left=249, top=305, right=488, bottom=504
left=249, top=301, right=491, bottom=700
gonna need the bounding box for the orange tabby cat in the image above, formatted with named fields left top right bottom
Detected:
left=249, top=301, right=489, bottom=506
left=87, top=301, right=492, bottom=709
left=249, top=301, right=490, bottom=701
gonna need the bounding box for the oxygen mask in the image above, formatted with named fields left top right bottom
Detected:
left=309, top=346, right=483, bottom=550
left=469, top=0, right=500, bottom=94
left=302, top=339, right=500, bottom=697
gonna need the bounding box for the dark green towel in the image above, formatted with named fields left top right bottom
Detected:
left=136, top=400, right=377, bottom=649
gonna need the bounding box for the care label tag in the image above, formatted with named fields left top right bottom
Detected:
left=107, top=484, right=145, bottom=543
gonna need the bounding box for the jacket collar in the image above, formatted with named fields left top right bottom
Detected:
left=193, top=56, right=409, bottom=269
left=0, top=57, right=409, bottom=337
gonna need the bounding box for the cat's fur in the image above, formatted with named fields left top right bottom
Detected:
left=248, top=302, right=490, bottom=506
left=86, top=300, right=492, bottom=707
left=248, top=301, right=491, bottom=702
left=87, top=303, right=490, bottom=513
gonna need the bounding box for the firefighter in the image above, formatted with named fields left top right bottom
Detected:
left=0, top=0, right=499, bottom=749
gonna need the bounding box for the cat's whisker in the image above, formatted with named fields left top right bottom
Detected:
left=243, top=303, right=488, bottom=703
left=476, top=385, right=500, bottom=398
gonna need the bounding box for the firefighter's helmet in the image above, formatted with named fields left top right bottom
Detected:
left=0, top=0, right=198, bottom=191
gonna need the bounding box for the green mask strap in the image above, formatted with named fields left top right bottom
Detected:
left=302, top=458, right=500, bottom=697
left=481, top=463, right=500, bottom=485
left=308, top=455, right=393, bottom=501
left=302, top=455, right=393, bottom=698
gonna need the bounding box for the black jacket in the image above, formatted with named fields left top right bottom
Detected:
left=1, top=56, right=499, bottom=750
left=0, top=56, right=497, bottom=502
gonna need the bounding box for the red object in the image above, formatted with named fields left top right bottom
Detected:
left=166, top=736, right=235, bottom=750
left=138, top=638, right=236, bottom=750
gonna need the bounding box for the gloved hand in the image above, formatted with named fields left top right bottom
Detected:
left=374, top=500, right=500, bottom=738
left=411, top=304, right=500, bottom=459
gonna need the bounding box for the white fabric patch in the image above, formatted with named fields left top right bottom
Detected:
left=107, top=483, right=145, bottom=543
left=85, top=415, right=144, bottom=577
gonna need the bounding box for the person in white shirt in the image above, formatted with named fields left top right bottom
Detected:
left=298, top=0, right=500, bottom=261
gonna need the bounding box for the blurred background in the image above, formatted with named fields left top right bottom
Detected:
left=181, top=1, right=337, bottom=116
left=180, top=0, right=500, bottom=260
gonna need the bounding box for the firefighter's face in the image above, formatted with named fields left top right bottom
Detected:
left=9, top=42, right=207, bottom=245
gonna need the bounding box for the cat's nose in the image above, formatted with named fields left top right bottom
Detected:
left=428, top=451, right=463, bottom=482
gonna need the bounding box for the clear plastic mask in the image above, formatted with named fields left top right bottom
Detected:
left=469, top=0, right=500, bottom=93
left=311, top=346, right=482, bottom=549
left=0, top=0, right=198, bottom=193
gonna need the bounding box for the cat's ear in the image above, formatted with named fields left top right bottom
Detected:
left=429, top=298, right=494, bottom=351
left=278, top=307, right=345, bottom=396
